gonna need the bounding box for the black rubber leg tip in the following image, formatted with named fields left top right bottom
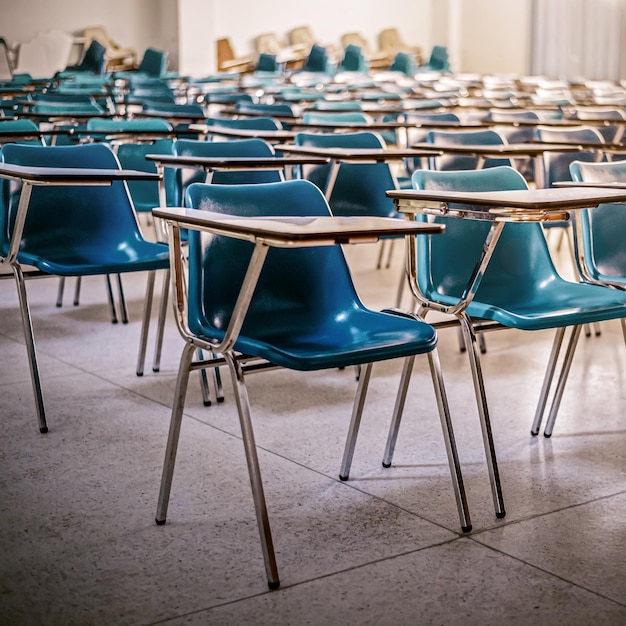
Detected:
left=217, top=396, right=225, bottom=403
left=496, top=511, right=506, bottom=519
left=39, top=426, right=48, bottom=434
left=152, top=367, right=160, bottom=373
left=268, top=580, right=280, bottom=590
left=203, top=400, right=212, bottom=407
left=339, top=475, right=349, bottom=482
left=530, top=430, right=538, bottom=437
left=136, top=372, right=143, bottom=377
left=155, top=518, right=166, bottom=526
left=382, top=462, right=391, bottom=468
left=461, top=525, right=472, bottom=533
left=544, top=433, right=552, bottom=439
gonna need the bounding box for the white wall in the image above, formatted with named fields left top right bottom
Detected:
left=456, top=0, right=532, bottom=75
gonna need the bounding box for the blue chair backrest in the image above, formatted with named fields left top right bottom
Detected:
left=534, top=126, right=604, bottom=188
left=173, top=138, right=281, bottom=194
left=235, top=102, right=296, bottom=117
left=301, top=111, right=371, bottom=125
left=68, top=39, right=106, bottom=74
left=425, top=128, right=510, bottom=171
left=205, top=116, right=282, bottom=131
left=390, top=51, right=417, bottom=75
left=184, top=179, right=362, bottom=343
left=256, top=53, right=279, bottom=73
left=411, top=166, right=562, bottom=305
left=426, top=45, right=450, bottom=71
left=138, top=48, right=167, bottom=76
left=85, top=117, right=178, bottom=211
left=294, top=130, right=399, bottom=218
left=0, top=143, right=142, bottom=258
left=570, top=159, right=626, bottom=282
left=303, top=44, right=330, bottom=73
left=339, top=44, right=366, bottom=73
left=311, top=100, right=363, bottom=111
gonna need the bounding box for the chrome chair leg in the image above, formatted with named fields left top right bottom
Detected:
left=136, top=270, right=156, bottom=376
left=152, top=268, right=170, bottom=373
left=376, top=240, right=389, bottom=269
left=530, top=326, right=567, bottom=436
left=384, top=238, right=396, bottom=269
left=13, top=264, right=47, bottom=433
left=543, top=325, right=582, bottom=438
left=224, top=351, right=280, bottom=590
left=339, top=362, right=373, bottom=480
left=116, top=274, right=128, bottom=324
left=427, top=348, right=472, bottom=532
left=197, top=348, right=212, bottom=406
left=73, top=276, right=81, bottom=306
left=105, top=274, right=118, bottom=324
left=56, top=277, right=65, bottom=307
left=156, top=341, right=195, bottom=524
left=458, top=327, right=486, bottom=354
left=458, top=313, right=506, bottom=519
left=381, top=355, right=415, bottom=468
left=621, top=318, right=626, bottom=343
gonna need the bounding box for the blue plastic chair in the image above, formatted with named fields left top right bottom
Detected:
left=294, top=130, right=400, bottom=218
left=0, top=142, right=170, bottom=433
left=205, top=116, right=282, bottom=131
left=155, top=178, right=471, bottom=590
left=173, top=137, right=282, bottom=195
left=338, top=44, right=367, bottom=73
left=569, top=158, right=626, bottom=345
left=404, top=166, right=626, bottom=516
left=424, top=128, right=512, bottom=172
left=63, top=39, right=107, bottom=75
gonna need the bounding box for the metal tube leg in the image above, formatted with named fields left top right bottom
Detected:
left=224, top=352, right=280, bottom=590
left=543, top=325, right=582, bottom=438
left=197, top=348, right=212, bottom=406
left=56, top=277, right=65, bottom=307
left=376, top=240, right=387, bottom=270
left=530, top=327, right=566, bottom=436
left=458, top=314, right=506, bottom=519
left=105, top=274, right=118, bottom=324
left=156, top=341, right=196, bottom=524
left=621, top=318, right=626, bottom=343
left=136, top=270, right=156, bottom=377
left=212, top=355, right=224, bottom=402
left=152, top=269, right=170, bottom=373
left=73, top=276, right=82, bottom=306
left=13, top=264, right=47, bottom=433
left=382, top=355, right=415, bottom=468
left=385, top=238, right=396, bottom=269
left=116, top=274, right=128, bottom=324
left=427, top=349, right=472, bottom=532
left=339, top=362, right=373, bottom=481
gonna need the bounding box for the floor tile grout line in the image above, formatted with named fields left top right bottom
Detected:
left=467, top=536, right=626, bottom=609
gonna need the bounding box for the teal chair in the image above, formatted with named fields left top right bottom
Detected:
left=310, top=100, right=363, bottom=112
left=173, top=137, right=282, bottom=195
left=0, top=142, right=170, bottom=433
left=205, top=115, right=282, bottom=131
left=63, top=39, right=106, bottom=75
left=301, top=111, right=371, bottom=125
left=338, top=44, right=367, bottom=73
left=294, top=130, right=403, bottom=277
left=418, top=45, right=450, bottom=72
left=401, top=166, right=626, bottom=517
left=389, top=51, right=417, bottom=75
left=424, top=128, right=512, bottom=172
left=294, top=130, right=400, bottom=218
left=155, top=178, right=471, bottom=590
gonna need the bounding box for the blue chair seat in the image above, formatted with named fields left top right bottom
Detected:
left=194, top=306, right=438, bottom=371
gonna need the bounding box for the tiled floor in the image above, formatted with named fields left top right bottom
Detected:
left=0, top=241, right=624, bottom=625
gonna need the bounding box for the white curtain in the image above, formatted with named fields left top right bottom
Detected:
left=531, top=0, right=622, bottom=80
